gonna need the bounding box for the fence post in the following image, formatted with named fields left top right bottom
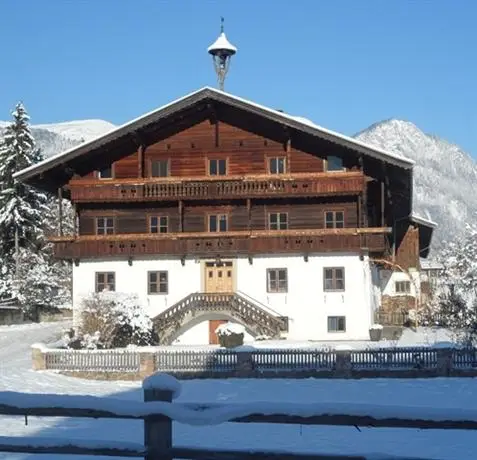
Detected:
left=143, top=373, right=180, bottom=460
left=31, top=344, right=47, bottom=371
left=139, top=352, right=156, bottom=379
left=436, top=348, right=453, bottom=377
left=335, top=350, right=352, bottom=378
left=236, top=351, right=254, bottom=377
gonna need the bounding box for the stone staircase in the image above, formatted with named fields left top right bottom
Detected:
left=152, top=292, right=288, bottom=345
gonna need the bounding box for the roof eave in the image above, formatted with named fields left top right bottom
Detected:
left=13, top=86, right=414, bottom=185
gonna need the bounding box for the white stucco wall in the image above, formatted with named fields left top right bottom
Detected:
left=73, top=252, right=376, bottom=343
left=72, top=257, right=201, bottom=325
left=235, top=253, right=374, bottom=341
left=380, top=269, right=421, bottom=298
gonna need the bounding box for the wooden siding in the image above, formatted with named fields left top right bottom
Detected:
left=395, top=224, right=420, bottom=270
left=51, top=228, right=390, bottom=260
left=77, top=200, right=359, bottom=236
left=77, top=119, right=342, bottom=181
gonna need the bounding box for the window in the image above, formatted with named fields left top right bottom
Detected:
left=150, top=216, right=168, bottom=233
left=326, top=155, right=344, bottom=171
left=269, top=212, right=288, bottom=230
left=269, top=157, right=286, bottom=174
left=328, top=316, right=346, bottom=332
left=96, top=217, right=115, bottom=235
left=267, top=268, right=288, bottom=293
left=148, top=271, right=168, bottom=294
left=151, top=160, right=169, bottom=177
left=95, top=272, right=115, bottom=292
left=209, top=159, right=227, bottom=176
left=325, top=211, right=345, bottom=229
left=209, top=214, right=228, bottom=232
left=395, top=281, right=411, bottom=294
left=323, top=267, right=345, bottom=291
left=98, top=165, right=113, bottom=179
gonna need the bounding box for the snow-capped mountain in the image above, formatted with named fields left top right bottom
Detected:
left=355, top=119, right=477, bottom=248
left=0, top=119, right=116, bottom=158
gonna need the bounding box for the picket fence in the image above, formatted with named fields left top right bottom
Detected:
left=37, top=345, right=477, bottom=377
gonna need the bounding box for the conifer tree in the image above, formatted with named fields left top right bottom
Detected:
left=0, top=103, right=49, bottom=300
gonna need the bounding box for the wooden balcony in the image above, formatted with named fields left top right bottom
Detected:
left=68, top=172, right=365, bottom=203
left=50, top=227, right=390, bottom=260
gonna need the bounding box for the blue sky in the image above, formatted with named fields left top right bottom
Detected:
left=0, top=1, right=476, bottom=157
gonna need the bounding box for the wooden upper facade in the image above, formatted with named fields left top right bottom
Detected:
left=15, top=87, right=434, bottom=266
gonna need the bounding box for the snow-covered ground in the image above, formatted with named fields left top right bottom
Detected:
left=1, top=322, right=477, bottom=459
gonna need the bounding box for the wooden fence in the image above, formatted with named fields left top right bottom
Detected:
left=1, top=373, right=477, bottom=459
left=33, top=344, right=477, bottom=379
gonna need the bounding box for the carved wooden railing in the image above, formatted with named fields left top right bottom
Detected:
left=50, top=228, right=391, bottom=260
left=152, top=292, right=288, bottom=345
left=69, top=171, right=365, bottom=202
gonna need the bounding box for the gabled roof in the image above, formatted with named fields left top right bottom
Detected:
left=13, top=87, right=414, bottom=185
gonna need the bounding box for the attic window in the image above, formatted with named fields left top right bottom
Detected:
left=98, top=165, right=113, bottom=179
left=326, top=156, right=344, bottom=172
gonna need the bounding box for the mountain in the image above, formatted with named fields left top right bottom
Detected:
left=2, top=116, right=475, bottom=249
left=355, top=119, right=477, bottom=248
left=0, top=119, right=116, bottom=158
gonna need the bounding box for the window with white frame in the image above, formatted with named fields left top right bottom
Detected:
left=269, top=212, right=288, bottom=230
left=150, top=216, right=168, bottom=233
left=325, top=210, right=345, bottom=229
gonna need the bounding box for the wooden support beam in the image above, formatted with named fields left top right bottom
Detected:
left=179, top=200, right=184, bottom=232
left=215, top=121, right=219, bottom=147
left=137, top=144, right=145, bottom=178
left=358, top=156, right=368, bottom=228
left=381, top=179, right=385, bottom=227
left=57, top=187, right=63, bottom=236
left=246, top=198, right=251, bottom=231
left=72, top=204, right=79, bottom=237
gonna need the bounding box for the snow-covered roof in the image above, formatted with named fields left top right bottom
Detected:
left=207, top=32, right=237, bottom=55
left=420, top=259, right=444, bottom=271
left=13, top=87, right=414, bottom=184
left=411, top=213, right=438, bottom=229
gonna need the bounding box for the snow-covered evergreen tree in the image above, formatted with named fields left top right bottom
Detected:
left=0, top=103, right=65, bottom=312
left=424, top=221, right=477, bottom=343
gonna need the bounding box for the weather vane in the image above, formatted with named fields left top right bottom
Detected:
left=207, top=17, right=237, bottom=91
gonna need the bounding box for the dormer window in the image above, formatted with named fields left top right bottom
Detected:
left=326, top=156, right=344, bottom=172
left=98, top=165, right=113, bottom=179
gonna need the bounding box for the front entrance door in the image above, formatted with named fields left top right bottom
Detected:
left=205, top=261, right=233, bottom=344
left=204, top=261, right=234, bottom=293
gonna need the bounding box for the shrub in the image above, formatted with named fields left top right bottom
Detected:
left=216, top=322, right=245, bottom=348
left=76, top=292, right=157, bottom=349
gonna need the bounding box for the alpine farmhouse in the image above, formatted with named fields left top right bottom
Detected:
left=14, top=87, right=435, bottom=345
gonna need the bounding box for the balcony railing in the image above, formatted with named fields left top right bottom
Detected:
left=50, top=227, right=390, bottom=260
left=68, top=171, right=365, bottom=202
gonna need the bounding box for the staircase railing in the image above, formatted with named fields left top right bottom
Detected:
left=152, top=292, right=288, bottom=341
left=235, top=290, right=284, bottom=318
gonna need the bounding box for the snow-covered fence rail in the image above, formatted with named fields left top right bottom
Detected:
left=42, top=347, right=141, bottom=373
left=32, top=344, right=477, bottom=379
left=0, top=373, right=477, bottom=459
left=350, top=347, right=438, bottom=370
left=250, top=348, right=336, bottom=371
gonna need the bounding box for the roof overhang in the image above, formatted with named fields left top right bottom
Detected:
left=411, top=213, right=437, bottom=258
left=13, top=87, right=414, bottom=190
